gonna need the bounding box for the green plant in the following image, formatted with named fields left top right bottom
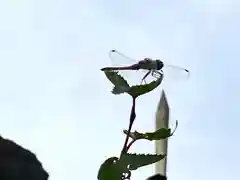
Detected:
left=98, top=70, right=177, bottom=180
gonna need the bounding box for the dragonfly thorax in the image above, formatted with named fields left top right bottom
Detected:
left=138, top=59, right=163, bottom=70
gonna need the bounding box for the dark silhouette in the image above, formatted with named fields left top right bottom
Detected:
left=147, top=173, right=167, bottom=180
left=0, top=136, right=49, bottom=180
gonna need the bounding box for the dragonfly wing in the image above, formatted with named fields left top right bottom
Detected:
left=108, top=49, right=136, bottom=84
left=109, top=49, right=136, bottom=66
left=162, top=64, right=190, bottom=81
left=117, top=69, right=157, bottom=85
left=108, top=50, right=153, bottom=85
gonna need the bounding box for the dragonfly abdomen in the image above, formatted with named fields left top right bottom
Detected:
left=101, top=64, right=140, bottom=71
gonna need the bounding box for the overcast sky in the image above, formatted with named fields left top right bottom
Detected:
left=0, top=0, right=239, bottom=180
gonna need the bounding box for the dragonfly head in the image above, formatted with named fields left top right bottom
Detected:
left=156, top=60, right=164, bottom=70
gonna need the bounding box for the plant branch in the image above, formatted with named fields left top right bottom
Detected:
left=120, top=97, right=136, bottom=158
left=125, top=139, right=137, bottom=152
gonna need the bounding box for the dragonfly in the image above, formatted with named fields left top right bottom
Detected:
left=101, top=49, right=190, bottom=84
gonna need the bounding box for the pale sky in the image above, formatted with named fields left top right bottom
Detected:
left=0, top=0, right=239, bottom=180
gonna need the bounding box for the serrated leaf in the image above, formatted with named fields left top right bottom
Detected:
left=146, top=120, right=178, bottom=140
left=123, top=130, right=139, bottom=139
left=104, top=71, right=130, bottom=95
left=98, top=157, right=131, bottom=180
left=144, top=128, right=172, bottom=140
left=103, top=70, right=163, bottom=97
left=121, top=153, right=166, bottom=171
left=123, top=121, right=178, bottom=141
left=123, top=130, right=143, bottom=140
left=112, top=86, right=129, bottom=95
left=123, top=128, right=171, bottom=141
left=127, top=75, right=163, bottom=98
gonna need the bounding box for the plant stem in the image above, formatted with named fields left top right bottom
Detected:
left=120, top=97, right=136, bottom=158
left=125, top=139, right=136, bottom=152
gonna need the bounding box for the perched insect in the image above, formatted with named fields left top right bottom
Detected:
left=101, top=49, right=190, bottom=84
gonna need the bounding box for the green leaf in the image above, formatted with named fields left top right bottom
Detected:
left=144, top=128, right=172, bottom=140
left=123, top=130, right=143, bottom=140
left=123, top=121, right=178, bottom=141
left=111, top=86, right=129, bottom=95
left=123, top=128, right=172, bottom=141
left=121, top=153, right=166, bottom=171
left=97, top=157, right=120, bottom=180
left=122, top=130, right=138, bottom=139
left=103, top=70, right=163, bottom=97
left=104, top=71, right=130, bottom=95
left=127, top=75, right=163, bottom=98
left=98, top=157, right=131, bottom=180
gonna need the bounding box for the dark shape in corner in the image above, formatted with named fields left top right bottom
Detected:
left=147, top=173, right=167, bottom=180
left=0, top=135, right=49, bottom=180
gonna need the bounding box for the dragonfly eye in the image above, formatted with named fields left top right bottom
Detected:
left=143, top=58, right=152, bottom=63
left=145, top=58, right=151, bottom=60
left=156, top=60, right=164, bottom=70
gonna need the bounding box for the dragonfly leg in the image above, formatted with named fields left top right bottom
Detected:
left=141, top=71, right=151, bottom=84
left=152, top=70, right=162, bottom=79
left=143, top=79, right=147, bottom=84
left=151, top=71, right=157, bottom=78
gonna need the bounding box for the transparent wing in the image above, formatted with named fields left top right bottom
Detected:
left=109, top=49, right=136, bottom=66
left=162, top=64, right=190, bottom=81
left=109, top=49, right=154, bottom=85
